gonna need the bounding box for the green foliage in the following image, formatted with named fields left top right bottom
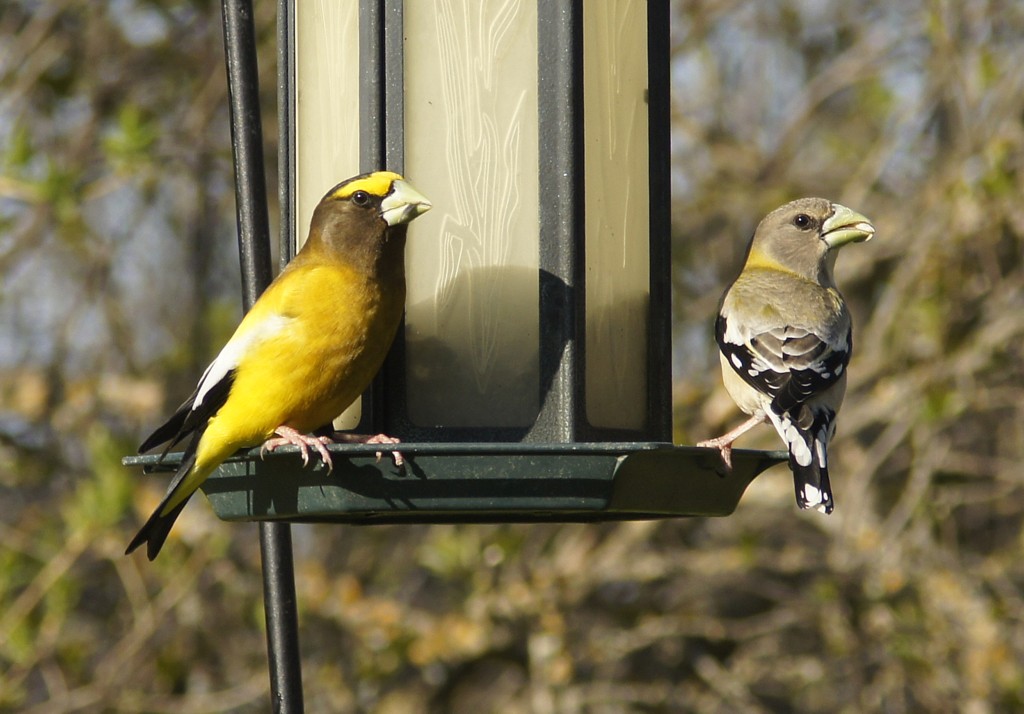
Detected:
left=3, top=122, right=34, bottom=170
left=42, top=157, right=84, bottom=234
left=103, top=103, right=160, bottom=173
left=62, top=428, right=135, bottom=535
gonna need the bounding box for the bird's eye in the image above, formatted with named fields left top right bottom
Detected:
left=793, top=213, right=812, bottom=229
left=352, top=190, right=370, bottom=207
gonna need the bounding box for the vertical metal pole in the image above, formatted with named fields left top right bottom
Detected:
left=221, top=1, right=305, bottom=712
left=358, top=0, right=385, bottom=172
left=647, top=0, right=673, bottom=443
left=537, top=0, right=584, bottom=442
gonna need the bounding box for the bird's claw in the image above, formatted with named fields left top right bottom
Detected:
left=331, top=431, right=404, bottom=468
left=696, top=437, right=734, bottom=472
left=696, top=413, right=765, bottom=473
left=364, top=434, right=404, bottom=468
left=261, top=427, right=335, bottom=473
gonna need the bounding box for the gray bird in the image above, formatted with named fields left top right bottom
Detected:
left=698, top=198, right=874, bottom=513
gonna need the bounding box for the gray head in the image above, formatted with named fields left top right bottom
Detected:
left=746, top=197, right=874, bottom=284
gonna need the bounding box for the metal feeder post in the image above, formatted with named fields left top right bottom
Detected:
left=221, top=1, right=303, bottom=711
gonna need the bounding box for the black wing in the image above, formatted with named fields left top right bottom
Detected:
left=138, top=369, right=235, bottom=455
left=716, top=314, right=850, bottom=414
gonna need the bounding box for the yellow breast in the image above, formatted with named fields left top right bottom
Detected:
left=202, top=259, right=405, bottom=451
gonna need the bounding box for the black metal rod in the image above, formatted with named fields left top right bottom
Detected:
left=277, top=0, right=297, bottom=266
left=358, top=0, right=385, bottom=172
left=222, top=0, right=274, bottom=301
left=536, top=0, right=583, bottom=442
left=221, top=1, right=305, bottom=712
left=257, top=522, right=303, bottom=713
left=647, top=0, right=673, bottom=443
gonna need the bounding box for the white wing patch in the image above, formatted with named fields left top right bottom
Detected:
left=721, top=313, right=752, bottom=347
left=193, top=313, right=294, bottom=409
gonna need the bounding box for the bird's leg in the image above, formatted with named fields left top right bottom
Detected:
left=696, top=413, right=766, bottom=471
left=260, top=425, right=335, bottom=473
left=331, top=432, right=404, bottom=468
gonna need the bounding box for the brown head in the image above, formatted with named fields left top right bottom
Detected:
left=302, top=171, right=432, bottom=278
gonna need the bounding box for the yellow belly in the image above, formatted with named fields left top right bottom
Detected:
left=197, top=260, right=404, bottom=463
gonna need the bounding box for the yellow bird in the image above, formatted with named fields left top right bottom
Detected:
left=127, top=171, right=431, bottom=559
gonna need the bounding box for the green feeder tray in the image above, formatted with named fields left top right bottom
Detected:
left=122, top=443, right=786, bottom=524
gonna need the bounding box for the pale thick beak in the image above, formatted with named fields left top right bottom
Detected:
left=822, top=203, right=874, bottom=249
left=381, top=179, right=432, bottom=227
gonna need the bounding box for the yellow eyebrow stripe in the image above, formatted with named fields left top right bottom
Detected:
left=330, top=171, right=403, bottom=200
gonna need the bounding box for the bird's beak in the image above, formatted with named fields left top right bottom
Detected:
left=822, top=203, right=874, bottom=249
left=381, top=179, right=432, bottom=227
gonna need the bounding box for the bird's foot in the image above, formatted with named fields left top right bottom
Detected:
left=261, top=426, right=334, bottom=473
left=696, top=413, right=767, bottom=472
left=332, top=432, right=404, bottom=468
left=695, top=435, right=735, bottom=471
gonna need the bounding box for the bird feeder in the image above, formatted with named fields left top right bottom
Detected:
left=130, top=0, right=783, bottom=529
left=286, top=0, right=668, bottom=444
left=125, top=0, right=784, bottom=708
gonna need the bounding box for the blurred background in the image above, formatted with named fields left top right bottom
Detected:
left=2, top=0, right=1023, bottom=711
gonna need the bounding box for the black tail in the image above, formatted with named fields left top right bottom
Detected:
left=773, top=404, right=836, bottom=514
left=790, top=450, right=834, bottom=514
left=126, top=436, right=199, bottom=560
